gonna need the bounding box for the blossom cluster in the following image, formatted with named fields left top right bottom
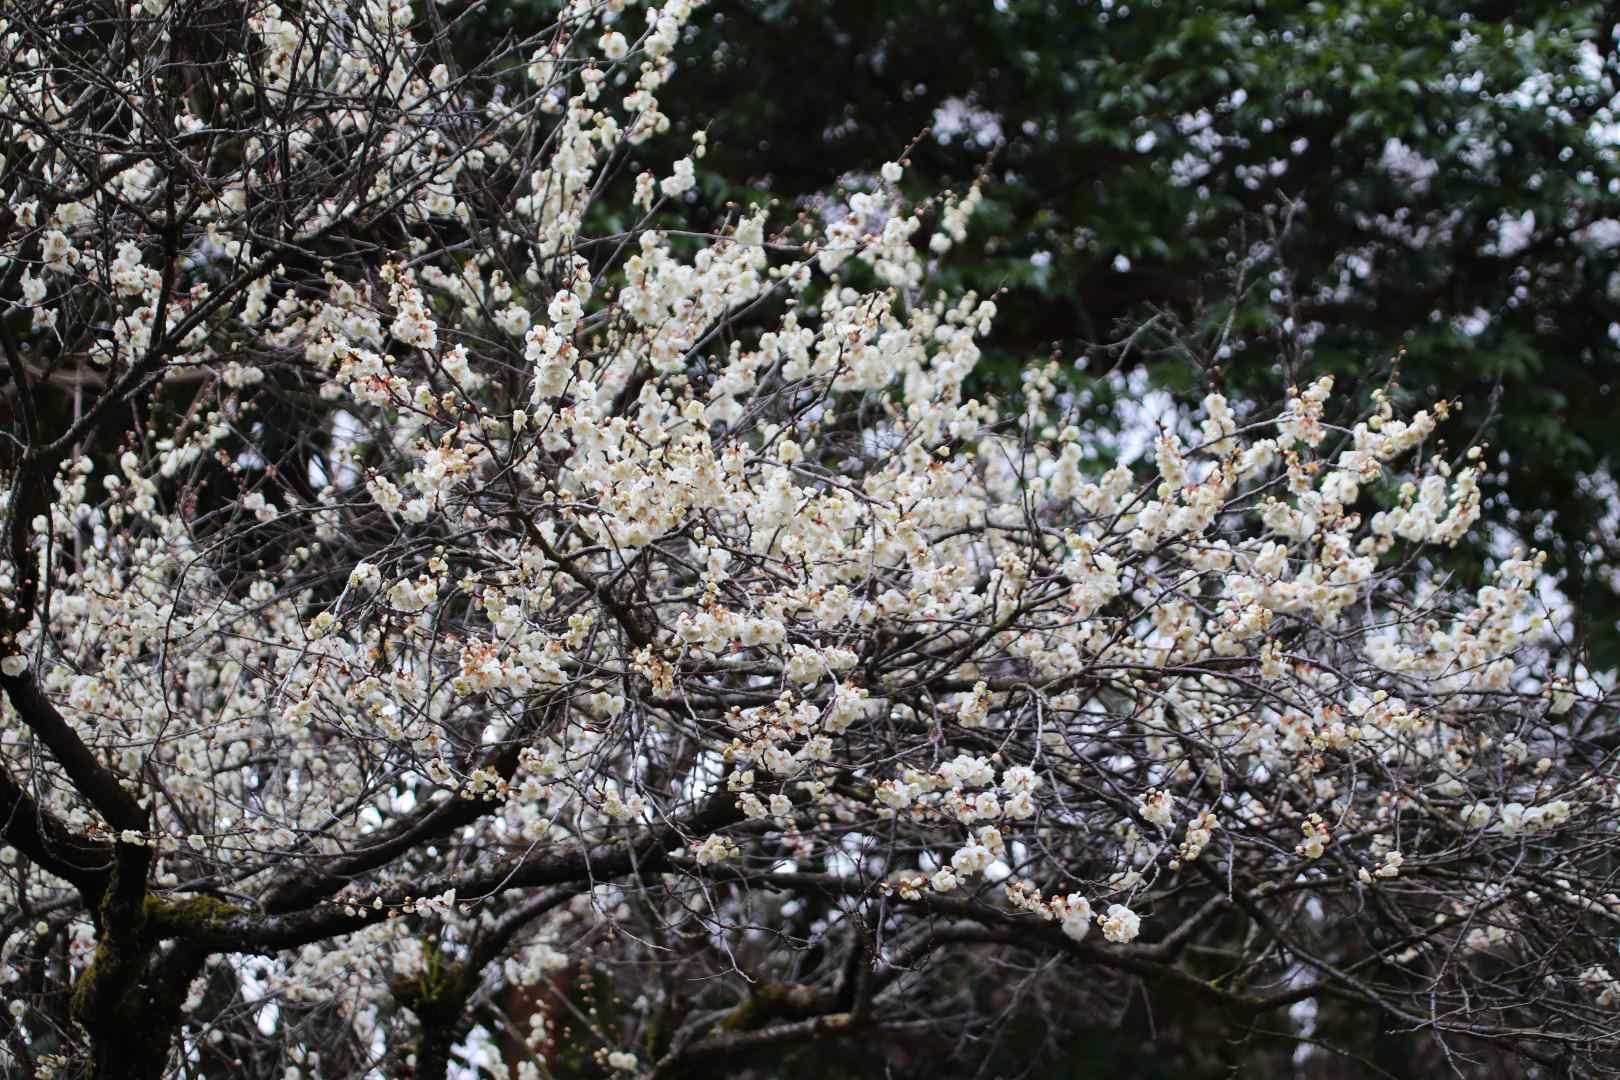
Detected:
left=0, top=1, right=1616, bottom=1076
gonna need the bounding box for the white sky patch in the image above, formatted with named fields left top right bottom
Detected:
left=1109, top=368, right=1178, bottom=465
left=329, top=409, right=364, bottom=489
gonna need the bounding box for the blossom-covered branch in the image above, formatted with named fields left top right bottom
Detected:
left=1, top=1, right=1617, bottom=1077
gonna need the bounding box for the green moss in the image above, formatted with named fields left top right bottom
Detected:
left=714, top=983, right=827, bottom=1032
left=393, top=939, right=469, bottom=1020
left=145, top=893, right=245, bottom=933
left=416, top=942, right=467, bottom=1007
left=69, top=936, right=116, bottom=1020
left=72, top=875, right=150, bottom=1021
left=397, top=941, right=472, bottom=1080
left=70, top=889, right=217, bottom=1078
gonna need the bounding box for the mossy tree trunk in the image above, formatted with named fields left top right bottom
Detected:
left=70, top=846, right=218, bottom=1079
left=396, top=950, right=473, bottom=1080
